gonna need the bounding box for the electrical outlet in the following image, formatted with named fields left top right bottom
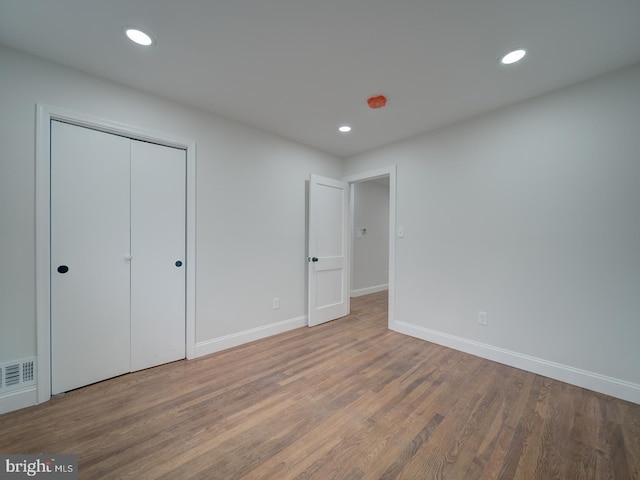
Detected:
left=273, top=297, right=280, bottom=310
left=477, top=311, right=488, bottom=326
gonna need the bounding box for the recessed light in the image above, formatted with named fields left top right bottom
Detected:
left=125, top=28, right=154, bottom=46
left=500, top=49, right=526, bottom=65
left=338, top=125, right=352, bottom=133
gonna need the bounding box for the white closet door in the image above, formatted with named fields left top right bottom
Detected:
left=51, top=121, right=131, bottom=395
left=130, top=140, right=186, bottom=371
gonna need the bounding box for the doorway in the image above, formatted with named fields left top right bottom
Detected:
left=345, top=166, right=396, bottom=330
left=350, top=176, right=390, bottom=296
left=35, top=104, right=197, bottom=404
left=306, top=166, right=396, bottom=329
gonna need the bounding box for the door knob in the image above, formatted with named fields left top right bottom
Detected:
left=175, top=261, right=183, bottom=267
left=57, top=265, right=69, bottom=274
left=308, top=257, right=319, bottom=263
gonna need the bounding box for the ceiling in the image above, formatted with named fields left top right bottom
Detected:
left=1, top=0, right=639, bottom=157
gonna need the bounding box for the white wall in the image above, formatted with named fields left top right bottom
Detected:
left=352, top=180, right=389, bottom=295
left=0, top=46, right=342, bottom=387
left=344, top=63, right=640, bottom=402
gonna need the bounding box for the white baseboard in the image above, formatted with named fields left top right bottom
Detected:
left=0, top=386, right=38, bottom=415
left=394, top=320, right=640, bottom=405
left=351, top=284, right=388, bottom=297
left=195, top=315, right=308, bottom=358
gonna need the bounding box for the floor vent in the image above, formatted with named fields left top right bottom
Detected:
left=0, top=357, right=36, bottom=393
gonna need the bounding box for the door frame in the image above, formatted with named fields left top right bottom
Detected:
left=35, top=104, right=197, bottom=404
left=344, top=165, right=396, bottom=330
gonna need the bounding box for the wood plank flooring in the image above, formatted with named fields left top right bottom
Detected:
left=2, top=291, right=639, bottom=479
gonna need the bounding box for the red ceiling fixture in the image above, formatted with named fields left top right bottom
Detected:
left=367, top=95, right=387, bottom=109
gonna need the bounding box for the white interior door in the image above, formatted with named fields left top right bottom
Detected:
left=308, top=174, right=350, bottom=326
left=130, top=140, right=186, bottom=371
left=51, top=122, right=187, bottom=394
left=51, top=121, right=131, bottom=394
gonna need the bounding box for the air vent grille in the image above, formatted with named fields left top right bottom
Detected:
left=23, top=360, right=34, bottom=382
left=5, top=364, right=20, bottom=386
left=0, top=357, right=36, bottom=394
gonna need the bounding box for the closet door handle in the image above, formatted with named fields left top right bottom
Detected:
left=57, top=265, right=69, bottom=274
left=175, top=260, right=183, bottom=267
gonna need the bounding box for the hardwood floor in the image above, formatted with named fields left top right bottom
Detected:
left=2, top=291, right=639, bottom=479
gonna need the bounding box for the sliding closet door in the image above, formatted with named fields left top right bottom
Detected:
left=130, top=141, right=186, bottom=371
left=51, top=121, right=131, bottom=395
left=51, top=122, right=187, bottom=394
